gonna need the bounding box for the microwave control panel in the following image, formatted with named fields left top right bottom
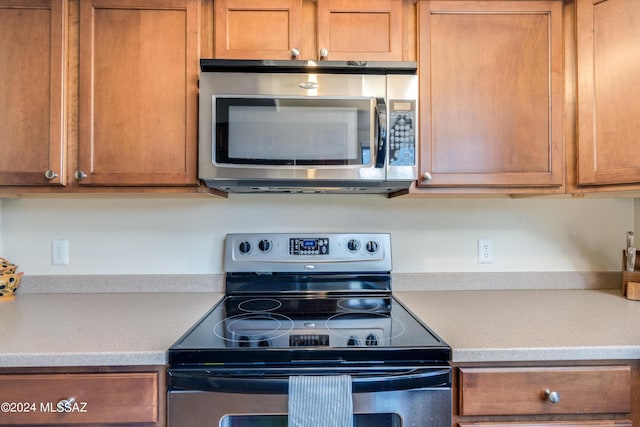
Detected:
left=388, top=100, right=416, bottom=167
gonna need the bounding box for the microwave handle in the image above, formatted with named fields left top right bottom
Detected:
left=375, top=98, right=387, bottom=169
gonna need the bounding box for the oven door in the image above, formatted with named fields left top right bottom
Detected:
left=168, top=365, right=451, bottom=427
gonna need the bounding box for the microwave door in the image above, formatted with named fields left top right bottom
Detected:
left=211, top=96, right=380, bottom=176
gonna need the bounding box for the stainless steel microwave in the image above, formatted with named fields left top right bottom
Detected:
left=198, top=60, right=418, bottom=195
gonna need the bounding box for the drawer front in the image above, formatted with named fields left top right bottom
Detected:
left=459, top=366, right=631, bottom=416
left=458, top=421, right=633, bottom=427
left=0, top=372, right=158, bottom=424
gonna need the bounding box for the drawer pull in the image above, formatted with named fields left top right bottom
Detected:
left=544, top=389, right=561, bottom=403
left=57, top=397, right=76, bottom=409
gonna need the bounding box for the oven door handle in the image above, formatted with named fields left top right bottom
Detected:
left=169, top=366, right=450, bottom=394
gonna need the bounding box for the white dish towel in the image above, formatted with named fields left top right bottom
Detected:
left=288, top=375, right=354, bottom=427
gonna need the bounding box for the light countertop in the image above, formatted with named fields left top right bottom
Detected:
left=395, top=289, right=640, bottom=363
left=1, top=289, right=639, bottom=367
left=0, top=293, right=220, bottom=367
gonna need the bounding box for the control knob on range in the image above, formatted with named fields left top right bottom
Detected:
left=347, top=239, right=360, bottom=252
left=365, top=334, right=379, bottom=346
left=258, top=239, right=272, bottom=252
left=258, top=338, right=271, bottom=347
left=347, top=336, right=361, bottom=346
left=239, top=241, right=251, bottom=254
left=365, top=241, right=379, bottom=254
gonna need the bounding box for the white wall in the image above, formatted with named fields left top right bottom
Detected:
left=0, top=196, right=633, bottom=275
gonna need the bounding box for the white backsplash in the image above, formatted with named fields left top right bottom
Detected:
left=0, top=195, right=633, bottom=276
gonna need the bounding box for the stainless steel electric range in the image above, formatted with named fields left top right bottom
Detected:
left=168, top=233, right=451, bottom=427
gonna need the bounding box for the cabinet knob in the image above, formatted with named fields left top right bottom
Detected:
left=544, top=389, right=561, bottom=404
left=422, top=172, right=432, bottom=181
left=291, top=48, right=300, bottom=58
left=319, top=48, right=329, bottom=59
left=56, top=397, right=75, bottom=409
left=44, top=169, right=58, bottom=180
left=74, top=170, right=87, bottom=180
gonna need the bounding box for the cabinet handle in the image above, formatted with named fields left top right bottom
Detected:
left=291, top=48, right=300, bottom=59
left=319, top=48, right=329, bottom=59
left=544, top=389, right=561, bottom=404
left=422, top=172, right=432, bottom=182
left=74, top=170, right=87, bottom=180
left=44, top=169, right=58, bottom=180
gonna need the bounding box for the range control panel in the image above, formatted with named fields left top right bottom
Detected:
left=227, top=323, right=388, bottom=348
left=224, top=233, right=392, bottom=273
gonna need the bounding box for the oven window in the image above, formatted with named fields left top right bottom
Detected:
left=214, top=97, right=375, bottom=166
left=220, top=413, right=401, bottom=426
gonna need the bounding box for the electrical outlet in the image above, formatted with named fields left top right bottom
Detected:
left=478, top=238, right=493, bottom=264
left=52, top=239, right=69, bottom=265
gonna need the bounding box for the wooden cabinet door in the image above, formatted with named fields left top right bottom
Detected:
left=213, top=0, right=403, bottom=61
left=576, top=0, right=640, bottom=186
left=418, top=1, right=563, bottom=189
left=214, top=0, right=303, bottom=59
left=0, top=0, right=65, bottom=186
left=78, top=0, right=198, bottom=186
left=316, top=0, right=403, bottom=61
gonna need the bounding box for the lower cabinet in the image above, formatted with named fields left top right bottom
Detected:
left=0, top=368, right=162, bottom=426
left=456, top=365, right=633, bottom=427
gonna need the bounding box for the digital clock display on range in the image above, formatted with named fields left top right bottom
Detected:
left=289, top=237, right=329, bottom=255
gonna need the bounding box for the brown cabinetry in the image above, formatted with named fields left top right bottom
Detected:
left=456, top=365, right=633, bottom=426
left=459, top=422, right=632, bottom=427
left=0, top=0, right=66, bottom=186
left=576, top=0, right=640, bottom=188
left=77, top=0, right=199, bottom=186
left=213, top=0, right=407, bottom=61
left=0, top=0, right=204, bottom=195
left=417, top=1, right=564, bottom=192
left=316, top=0, right=404, bottom=61
left=0, top=372, right=159, bottom=425
left=213, top=0, right=302, bottom=60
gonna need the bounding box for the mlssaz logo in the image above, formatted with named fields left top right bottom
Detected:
left=40, top=400, right=88, bottom=413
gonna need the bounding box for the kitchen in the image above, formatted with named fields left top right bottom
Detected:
left=2, top=0, right=640, bottom=426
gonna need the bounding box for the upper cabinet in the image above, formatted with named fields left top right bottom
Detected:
left=213, top=0, right=303, bottom=60
left=0, top=0, right=203, bottom=194
left=0, top=0, right=66, bottom=186
left=317, top=0, right=404, bottom=61
left=4, top=0, right=639, bottom=197
left=213, top=0, right=407, bottom=61
left=417, top=0, right=564, bottom=192
left=78, top=0, right=199, bottom=186
left=576, top=0, right=640, bottom=188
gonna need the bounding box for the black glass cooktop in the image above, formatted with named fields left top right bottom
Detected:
left=169, top=294, right=450, bottom=366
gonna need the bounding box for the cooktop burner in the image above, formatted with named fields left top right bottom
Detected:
left=225, top=295, right=392, bottom=317
left=237, top=298, right=282, bottom=312
left=168, top=233, right=450, bottom=366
